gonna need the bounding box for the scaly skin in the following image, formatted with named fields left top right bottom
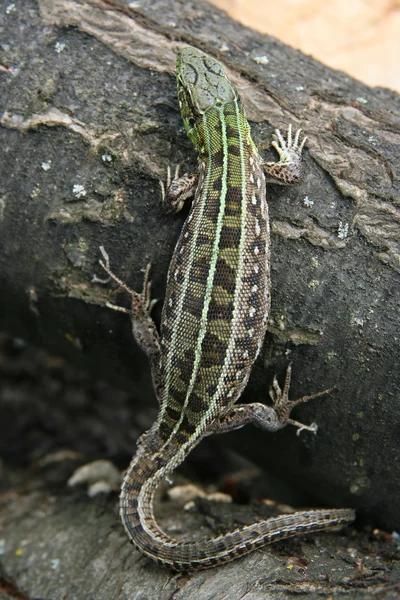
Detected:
left=99, top=47, right=355, bottom=571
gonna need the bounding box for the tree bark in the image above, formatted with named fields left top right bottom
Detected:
left=1, top=331, right=400, bottom=599
left=1, top=2, right=400, bottom=593
left=3, top=457, right=399, bottom=600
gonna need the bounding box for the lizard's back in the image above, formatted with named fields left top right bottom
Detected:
left=158, top=97, right=269, bottom=447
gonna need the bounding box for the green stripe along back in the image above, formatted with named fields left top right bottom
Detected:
left=157, top=88, right=270, bottom=453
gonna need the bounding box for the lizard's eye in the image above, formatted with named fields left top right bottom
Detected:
left=188, top=117, right=196, bottom=129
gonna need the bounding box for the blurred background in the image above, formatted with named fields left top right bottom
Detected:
left=208, top=0, right=400, bottom=92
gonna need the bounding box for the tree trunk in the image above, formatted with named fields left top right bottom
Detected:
left=1, top=0, right=400, bottom=595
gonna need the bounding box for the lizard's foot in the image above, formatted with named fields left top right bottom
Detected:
left=271, top=125, right=307, bottom=162
left=98, top=246, right=156, bottom=319
left=97, top=248, right=162, bottom=392
left=263, top=125, right=307, bottom=184
left=160, top=164, right=198, bottom=213
left=159, top=164, right=180, bottom=202
left=269, top=364, right=332, bottom=435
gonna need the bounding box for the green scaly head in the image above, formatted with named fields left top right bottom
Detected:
left=176, top=47, right=238, bottom=154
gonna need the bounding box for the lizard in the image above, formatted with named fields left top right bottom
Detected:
left=98, top=46, right=355, bottom=571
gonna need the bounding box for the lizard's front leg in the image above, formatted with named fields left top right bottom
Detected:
left=262, top=125, right=307, bottom=184
left=160, top=164, right=198, bottom=213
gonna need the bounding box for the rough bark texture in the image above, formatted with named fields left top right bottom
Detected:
left=1, top=0, right=400, bottom=596
left=1, top=333, right=399, bottom=600
left=1, top=463, right=399, bottom=600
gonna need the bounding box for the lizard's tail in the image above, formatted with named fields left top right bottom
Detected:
left=120, top=447, right=355, bottom=571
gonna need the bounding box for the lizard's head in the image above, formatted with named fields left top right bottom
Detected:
left=176, top=47, right=238, bottom=151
